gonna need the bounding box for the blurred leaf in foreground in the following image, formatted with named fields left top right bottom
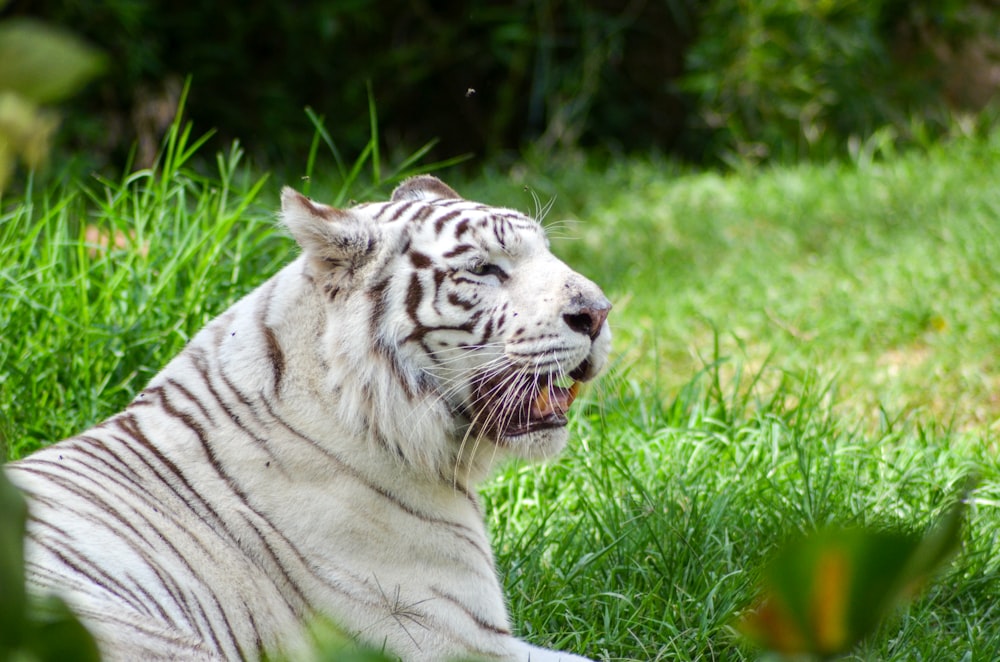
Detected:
left=289, top=616, right=395, bottom=661
left=0, top=92, right=60, bottom=182
left=737, top=479, right=972, bottom=658
left=0, top=466, right=28, bottom=653
left=0, top=18, right=105, bottom=104
left=0, top=17, right=105, bottom=190
left=0, top=471, right=101, bottom=661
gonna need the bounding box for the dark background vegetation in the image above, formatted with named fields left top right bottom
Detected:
left=5, top=0, right=1000, bottom=170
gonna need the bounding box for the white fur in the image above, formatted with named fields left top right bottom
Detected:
left=6, top=177, right=610, bottom=662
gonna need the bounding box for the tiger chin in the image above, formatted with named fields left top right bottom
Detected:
left=5, top=176, right=610, bottom=662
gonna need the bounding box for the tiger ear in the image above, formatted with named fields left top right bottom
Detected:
left=390, top=175, right=463, bottom=203
left=280, top=187, right=378, bottom=270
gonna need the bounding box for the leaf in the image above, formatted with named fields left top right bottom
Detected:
left=737, top=481, right=972, bottom=657
left=303, top=617, right=396, bottom=662
left=25, top=596, right=102, bottom=662
left=739, top=528, right=919, bottom=657
left=0, top=92, right=59, bottom=157
left=0, top=18, right=105, bottom=103
left=0, top=472, right=102, bottom=661
left=0, top=469, right=28, bottom=652
left=896, top=476, right=972, bottom=599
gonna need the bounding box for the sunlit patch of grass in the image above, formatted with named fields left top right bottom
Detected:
left=0, top=142, right=276, bottom=458
left=0, top=123, right=279, bottom=457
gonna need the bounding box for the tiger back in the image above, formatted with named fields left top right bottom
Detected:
left=5, top=176, right=610, bottom=662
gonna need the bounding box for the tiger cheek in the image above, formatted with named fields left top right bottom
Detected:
left=491, top=304, right=510, bottom=341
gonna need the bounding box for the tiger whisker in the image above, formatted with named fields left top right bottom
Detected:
left=453, top=363, right=534, bottom=485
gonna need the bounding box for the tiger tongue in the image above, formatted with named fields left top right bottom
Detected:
left=531, top=382, right=581, bottom=419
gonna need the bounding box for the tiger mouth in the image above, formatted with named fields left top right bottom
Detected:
left=468, top=360, right=593, bottom=439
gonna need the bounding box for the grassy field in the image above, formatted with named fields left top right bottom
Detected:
left=1, top=123, right=999, bottom=660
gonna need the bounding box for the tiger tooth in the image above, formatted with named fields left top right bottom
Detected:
left=564, top=381, right=581, bottom=409
left=534, top=388, right=551, bottom=414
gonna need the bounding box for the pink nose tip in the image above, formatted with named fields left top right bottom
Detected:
left=563, top=300, right=610, bottom=339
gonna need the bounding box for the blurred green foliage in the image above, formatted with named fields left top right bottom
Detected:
left=8, top=0, right=996, bottom=169
left=683, top=0, right=992, bottom=165
left=11, top=0, right=693, bottom=167
left=0, top=471, right=102, bottom=662
left=0, top=16, right=104, bottom=189
left=737, top=480, right=970, bottom=658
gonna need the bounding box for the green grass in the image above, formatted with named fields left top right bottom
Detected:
left=0, top=135, right=280, bottom=457
left=2, top=123, right=1000, bottom=661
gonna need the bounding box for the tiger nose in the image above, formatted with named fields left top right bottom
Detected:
left=563, top=297, right=611, bottom=339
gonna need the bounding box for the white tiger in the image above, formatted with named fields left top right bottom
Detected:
left=5, top=175, right=611, bottom=661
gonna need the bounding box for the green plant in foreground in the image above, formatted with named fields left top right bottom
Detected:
left=737, top=480, right=971, bottom=659
left=0, top=470, right=101, bottom=661
left=0, top=12, right=104, bottom=190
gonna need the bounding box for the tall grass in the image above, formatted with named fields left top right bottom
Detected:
left=0, top=123, right=276, bottom=457
left=2, top=118, right=999, bottom=660
left=487, top=358, right=999, bottom=659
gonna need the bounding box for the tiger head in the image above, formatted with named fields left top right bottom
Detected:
left=280, top=176, right=610, bottom=476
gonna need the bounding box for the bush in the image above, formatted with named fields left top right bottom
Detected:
left=6, top=0, right=999, bottom=168
left=681, top=0, right=992, bottom=164
left=8, top=0, right=693, bottom=167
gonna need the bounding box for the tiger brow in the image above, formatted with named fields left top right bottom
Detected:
left=492, top=213, right=543, bottom=258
